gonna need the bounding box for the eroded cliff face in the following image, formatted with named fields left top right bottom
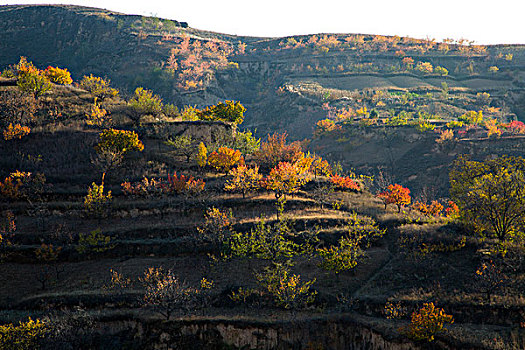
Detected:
left=94, top=316, right=421, bottom=350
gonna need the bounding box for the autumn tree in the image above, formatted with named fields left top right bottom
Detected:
left=166, top=136, right=195, bottom=162
left=83, top=183, right=112, bottom=217
left=255, top=262, right=316, bottom=309
left=94, top=129, right=144, bottom=180
left=128, top=87, right=163, bottom=123
left=44, top=66, right=73, bottom=85
left=224, top=164, right=262, bottom=198
left=141, top=268, right=212, bottom=320
left=254, top=132, right=304, bottom=170
left=197, top=100, right=246, bottom=124
left=85, top=98, right=111, bottom=127
left=16, top=59, right=52, bottom=98
left=318, top=235, right=364, bottom=273
left=0, top=318, right=47, bottom=350
left=208, top=147, right=243, bottom=173
left=196, top=142, right=207, bottom=167
left=263, top=162, right=308, bottom=203
left=402, top=303, right=454, bottom=342
left=79, top=74, right=119, bottom=100
left=474, top=260, right=509, bottom=304
left=377, top=184, right=411, bottom=212
left=450, top=156, right=525, bottom=241
left=3, top=123, right=30, bottom=140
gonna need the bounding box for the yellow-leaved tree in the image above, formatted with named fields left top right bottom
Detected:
left=224, top=164, right=262, bottom=198
left=450, top=155, right=525, bottom=241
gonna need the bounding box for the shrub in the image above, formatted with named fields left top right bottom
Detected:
left=411, top=200, right=443, bottom=216
left=318, top=235, right=364, bottom=273
left=208, top=147, right=243, bottom=173
left=315, top=119, right=340, bottom=136
left=0, top=171, right=45, bottom=200
left=197, top=100, right=245, bottom=124
left=255, top=262, right=316, bottom=309
left=232, top=129, right=260, bottom=155
left=83, top=182, right=112, bottom=217
left=434, top=66, right=448, bottom=76
left=121, top=177, right=164, bottom=197
left=197, top=207, right=234, bottom=242
left=436, top=129, right=454, bottom=144
left=415, top=121, right=435, bottom=132
left=0, top=317, right=47, bottom=350
left=484, top=119, right=501, bottom=138
left=85, top=98, right=111, bottom=127
left=79, top=74, right=119, bottom=100
left=128, top=87, right=163, bottom=116
left=415, top=61, right=433, bottom=74
left=458, top=110, right=483, bottom=125
left=402, top=302, right=453, bottom=342
left=330, top=174, right=360, bottom=191
left=3, top=123, right=30, bottom=140
left=76, top=229, right=114, bottom=254
left=167, top=172, right=205, bottom=195
left=44, top=66, right=73, bottom=84
left=17, top=64, right=52, bottom=98
left=446, top=121, right=463, bottom=129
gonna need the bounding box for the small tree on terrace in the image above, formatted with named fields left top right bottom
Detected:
left=263, top=162, right=308, bottom=218
left=166, top=136, right=195, bottom=162
left=94, top=129, right=144, bottom=181
left=197, top=100, right=246, bottom=124
left=79, top=74, right=119, bottom=100
left=224, top=164, right=262, bottom=198
left=128, top=87, right=163, bottom=123
left=450, top=155, right=525, bottom=241
left=378, top=184, right=411, bottom=212
left=208, top=147, right=243, bottom=173
left=16, top=59, right=52, bottom=98
left=254, top=132, right=304, bottom=171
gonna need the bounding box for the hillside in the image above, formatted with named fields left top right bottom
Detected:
left=1, top=4, right=525, bottom=140
left=0, top=79, right=523, bottom=349
left=0, top=6, right=525, bottom=349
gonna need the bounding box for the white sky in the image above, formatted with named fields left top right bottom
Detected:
left=1, top=1, right=524, bottom=44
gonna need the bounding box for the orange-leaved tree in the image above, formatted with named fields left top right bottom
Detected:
left=330, top=174, right=360, bottom=191
left=403, top=302, right=454, bottom=342
left=3, top=123, right=30, bottom=140
left=167, top=172, right=205, bottom=195
left=224, top=164, right=262, bottom=198
left=207, top=147, right=243, bottom=173
left=411, top=200, right=443, bottom=217
left=378, top=184, right=411, bottom=212
left=263, top=162, right=308, bottom=203
left=254, top=132, right=304, bottom=171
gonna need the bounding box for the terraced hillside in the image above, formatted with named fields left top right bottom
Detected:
left=1, top=4, right=525, bottom=140
left=0, top=62, right=524, bottom=349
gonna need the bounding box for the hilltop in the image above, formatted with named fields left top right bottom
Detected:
left=1, top=4, right=524, bottom=140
